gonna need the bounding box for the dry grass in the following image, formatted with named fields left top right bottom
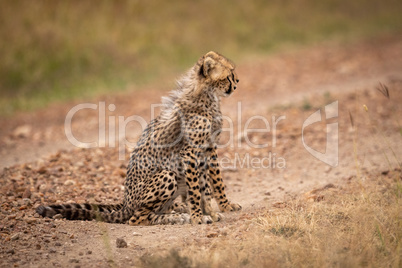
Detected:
left=139, top=172, right=401, bottom=268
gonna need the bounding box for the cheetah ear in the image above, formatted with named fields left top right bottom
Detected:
left=203, top=57, right=215, bottom=77
left=202, top=56, right=223, bottom=81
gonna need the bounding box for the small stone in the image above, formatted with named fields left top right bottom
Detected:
left=35, top=244, right=41, bottom=250
left=53, top=214, right=63, bottom=220
left=7, top=215, right=17, bottom=220
left=116, top=238, right=127, bottom=248
left=206, top=232, right=219, bottom=238
left=69, top=258, right=79, bottom=263
left=22, top=188, right=31, bottom=199
left=132, top=232, right=142, bottom=236
left=97, top=167, right=105, bottom=172
left=13, top=125, right=32, bottom=138
left=22, top=198, right=32, bottom=205
left=24, top=217, right=37, bottom=224
left=37, top=166, right=47, bottom=174
left=54, top=242, right=62, bottom=247
left=49, top=248, right=57, bottom=253
left=10, top=233, right=20, bottom=241
left=64, top=180, right=75, bottom=186
left=87, top=250, right=92, bottom=255
left=6, top=249, right=15, bottom=254
left=39, top=184, right=47, bottom=193
left=323, top=183, right=335, bottom=189
left=272, top=201, right=287, bottom=208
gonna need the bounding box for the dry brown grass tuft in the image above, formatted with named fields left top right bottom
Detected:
left=139, top=171, right=401, bottom=268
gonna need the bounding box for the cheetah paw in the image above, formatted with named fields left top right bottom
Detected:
left=202, top=215, right=214, bottom=224
left=168, top=213, right=190, bottom=225
left=178, top=213, right=191, bottom=224
left=221, top=202, right=242, bottom=212
left=173, top=204, right=190, bottom=214
left=211, top=212, right=224, bottom=222
left=229, top=203, right=242, bottom=211
left=190, top=215, right=209, bottom=224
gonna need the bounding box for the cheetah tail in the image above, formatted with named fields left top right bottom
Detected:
left=36, top=203, right=131, bottom=223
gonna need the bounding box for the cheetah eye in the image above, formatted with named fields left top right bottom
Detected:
left=231, top=73, right=239, bottom=83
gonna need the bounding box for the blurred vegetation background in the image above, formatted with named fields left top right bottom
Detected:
left=0, top=0, right=401, bottom=115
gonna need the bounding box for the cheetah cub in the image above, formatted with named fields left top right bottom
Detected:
left=37, top=51, right=241, bottom=225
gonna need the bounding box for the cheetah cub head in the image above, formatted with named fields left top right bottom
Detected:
left=195, top=51, right=239, bottom=97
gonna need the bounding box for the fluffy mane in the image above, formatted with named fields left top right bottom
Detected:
left=159, top=66, right=198, bottom=122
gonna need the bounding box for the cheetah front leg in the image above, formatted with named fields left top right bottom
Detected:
left=182, top=149, right=214, bottom=224
left=209, top=150, right=242, bottom=212
left=181, top=115, right=224, bottom=224
left=200, top=174, right=223, bottom=222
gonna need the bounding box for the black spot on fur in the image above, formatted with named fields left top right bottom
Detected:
left=168, top=183, right=174, bottom=191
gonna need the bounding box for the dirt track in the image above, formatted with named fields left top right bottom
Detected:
left=1, top=36, right=401, bottom=267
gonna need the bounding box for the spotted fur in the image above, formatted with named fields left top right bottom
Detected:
left=37, top=51, right=241, bottom=225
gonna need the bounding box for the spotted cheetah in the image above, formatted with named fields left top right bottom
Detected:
left=37, top=51, right=241, bottom=225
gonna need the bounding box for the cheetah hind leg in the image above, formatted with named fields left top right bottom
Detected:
left=128, top=170, right=191, bottom=226
left=166, top=197, right=218, bottom=224
left=168, top=195, right=190, bottom=214
left=164, top=184, right=221, bottom=223
left=169, top=201, right=219, bottom=224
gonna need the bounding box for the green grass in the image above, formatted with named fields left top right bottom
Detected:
left=0, top=0, right=401, bottom=115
